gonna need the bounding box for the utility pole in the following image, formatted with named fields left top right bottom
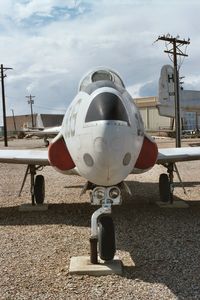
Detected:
left=0, top=64, right=13, bottom=147
left=156, top=35, right=190, bottom=147
left=26, top=94, right=35, bottom=128
left=11, top=109, right=17, bottom=131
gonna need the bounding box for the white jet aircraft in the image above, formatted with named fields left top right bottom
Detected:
left=158, top=64, right=200, bottom=117
left=1, top=67, right=200, bottom=263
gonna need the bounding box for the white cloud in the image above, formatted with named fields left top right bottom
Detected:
left=0, top=0, right=200, bottom=120
left=14, top=0, right=81, bottom=21
left=15, top=0, right=54, bottom=20
left=127, top=83, right=144, bottom=99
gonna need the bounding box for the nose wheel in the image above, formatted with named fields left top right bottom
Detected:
left=98, top=215, right=115, bottom=261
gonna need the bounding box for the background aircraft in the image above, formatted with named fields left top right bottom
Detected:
left=157, top=64, right=200, bottom=118
left=0, top=68, right=200, bottom=264
left=23, top=126, right=61, bottom=146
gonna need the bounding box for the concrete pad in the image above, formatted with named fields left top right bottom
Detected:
left=69, top=256, right=123, bottom=276
left=156, top=200, right=189, bottom=208
left=19, top=203, right=48, bottom=212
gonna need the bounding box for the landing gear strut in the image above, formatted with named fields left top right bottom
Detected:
left=89, top=186, right=121, bottom=264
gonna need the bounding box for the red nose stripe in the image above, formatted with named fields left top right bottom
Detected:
left=135, top=136, right=158, bottom=169
left=48, top=137, right=75, bottom=171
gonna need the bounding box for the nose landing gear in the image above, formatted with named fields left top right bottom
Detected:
left=89, top=186, right=121, bottom=264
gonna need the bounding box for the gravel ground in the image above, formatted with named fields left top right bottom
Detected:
left=0, top=137, right=200, bottom=299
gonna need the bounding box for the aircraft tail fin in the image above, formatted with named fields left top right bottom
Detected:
left=157, top=65, right=176, bottom=117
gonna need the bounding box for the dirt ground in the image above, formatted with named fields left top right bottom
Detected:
left=0, top=136, right=200, bottom=300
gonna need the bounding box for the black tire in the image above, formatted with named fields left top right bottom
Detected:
left=159, top=173, right=170, bottom=202
left=34, top=175, right=45, bottom=204
left=98, top=216, right=116, bottom=261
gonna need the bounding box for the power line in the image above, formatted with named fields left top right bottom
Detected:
left=156, top=34, right=190, bottom=148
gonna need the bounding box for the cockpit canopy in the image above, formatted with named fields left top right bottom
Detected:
left=85, top=92, right=129, bottom=125
left=79, top=68, right=125, bottom=92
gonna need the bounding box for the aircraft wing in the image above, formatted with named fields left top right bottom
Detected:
left=0, top=149, right=50, bottom=165
left=1, top=147, right=200, bottom=173
left=157, top=147, right=200, bottom=164
left=0, top=149, right=79, bottom=175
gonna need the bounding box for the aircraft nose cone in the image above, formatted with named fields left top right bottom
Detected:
left=80, top=134, right=134, bottom=186
left=72, top=123, right=140, bottom=186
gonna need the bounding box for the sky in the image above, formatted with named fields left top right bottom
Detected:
left=0, top=0, right=200, bottom=123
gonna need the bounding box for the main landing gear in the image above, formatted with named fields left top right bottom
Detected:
left=159, top=162, right=186, bottom=203
left=34, top=174, right=45, bottom=204
left=89, top=186, right=121, bottom=264
left=44, top=136, right=49, bottom=147
left=19, top=165, right=45, bottom=205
